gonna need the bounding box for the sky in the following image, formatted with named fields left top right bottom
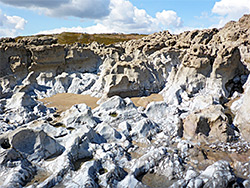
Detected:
left=0, top=0, right=250, bottom=37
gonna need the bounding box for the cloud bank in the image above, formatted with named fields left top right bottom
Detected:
left=38, top=0, right=182, bottom=34
left=212, top=0, right=250, bottom=27
left=0, top=0, right=111, bottom=19
left=0, top=10, right=27, bottom=37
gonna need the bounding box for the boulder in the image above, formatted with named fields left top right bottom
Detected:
left=0, top=128, right=64, bottom=162
left=171, top=161, right=237, bottom=188
left=183, top=105, right=234, bottom=142
left=131, top=119, right=160, bottom=138
left=145, top=101, right=181, bottom=136
left=233, top=76, right=250, bottom=141
left=199, top=160, right=236, bottom=187
left=61, top=103, right=97, bottom=128
left=0, top=150, right=37, bottom=187
left=95, top=122, right=123, bottom=142
left=60, top=160, right=101, bottom=188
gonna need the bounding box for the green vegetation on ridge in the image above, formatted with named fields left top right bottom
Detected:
left=15, top=32, right=147, bottom=45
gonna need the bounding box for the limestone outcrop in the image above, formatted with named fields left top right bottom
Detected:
left=0, top=14, right=250, bottom=187
left=183, top=104, right=234, bottom=142
left=232, top=75, right=250, bottom=142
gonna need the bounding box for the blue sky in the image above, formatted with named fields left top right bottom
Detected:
left=0, top=0, right=249, bottom=37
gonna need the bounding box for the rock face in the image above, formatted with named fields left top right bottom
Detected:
left=183, top=105, right=232, bottom=142
left=0, top=14, right=250, bottom=187
left=232, top=75, right=250, bottom=141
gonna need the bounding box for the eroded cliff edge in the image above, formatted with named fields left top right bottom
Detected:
left=0, top=14, right=250, bottom=187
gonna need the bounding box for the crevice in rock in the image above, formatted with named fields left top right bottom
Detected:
left=72, top=157, right=93, bottom=171
left=51, top=122, right=65, bottom=128
left=225, top=74, right=248, bottom=97
left=177, top=121, right=184, bottom=138
left=53, top=113, right=60, bottom=118
left=54, top=133, right=68, bottom=139
left=46, top=117, right=53, bottom=122
left=107, top=166, right=128, bottom=186
left=195, top=117, right=210, bottom=137
left=1, top=138, right=11, bottom=149
left=26, top=48, right=32, bottom=70
left=190, top=31, right=199, bottom=40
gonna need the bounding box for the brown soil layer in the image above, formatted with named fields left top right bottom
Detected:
left=131, top=93, right=164, bottom=108
left=39, top=93, right=99, bottom=112
left=39, top=93, right=164, bottom=112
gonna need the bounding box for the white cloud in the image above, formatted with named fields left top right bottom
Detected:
left=0, top=10, right=27, bottom=37
left=212, top=0, right=250, bottom=27
left=38, top=0, right=182, bottom=35
left=99, top=0, right=182, bottom=33
left=0, top=0, right=111, bottom=19
left=99, top=0, right=155, bottom=33
left=36, top=24, right=115, bottom=35
left=6, top=15, right=27, bottom=30
left=156, top=10, right=182, bottom=28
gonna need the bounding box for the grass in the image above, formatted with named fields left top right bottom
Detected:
left=15, top=32, right=147, bottom=45
left=109, top=112, right=118, bottom=117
